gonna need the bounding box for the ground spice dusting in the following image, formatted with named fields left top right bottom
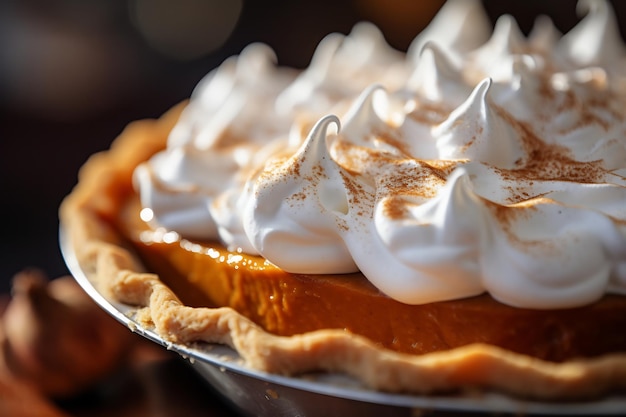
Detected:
left=256, top=155, right=293, bottom=187
left=588, top=94, right=624, bottom=122
left=485, top=199, right=533, bottom=227
left=549, top=78, right=622, bottom=135
left=312, top=164, right=325, bottom=180
left=536, top=72, right=556, bottom=104
left=381, top=196, right=410, bottom=220
left=461, top=134, right=477, bottom=154
left=340, top=171, right=364, bottom=208
left=378, top=162, right=447, bottom=220
left=484, top=199, right=559, bottom=253
left=407, top=101, right=451, bottom=126
left=372, top=127, right=413, bottom=158
left=422, top=159, right=462, bottom=176
left=289, top=191, right=307, bottom=202
left=493, top=105, right=606, bottom=185
left=289, top=155, right=302, bottom=178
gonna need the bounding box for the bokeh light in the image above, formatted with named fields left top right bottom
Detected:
left=130, top=0, right=243, bottom=60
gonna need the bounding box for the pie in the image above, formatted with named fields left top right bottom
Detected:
left=60, top=0, right=626, bottom=400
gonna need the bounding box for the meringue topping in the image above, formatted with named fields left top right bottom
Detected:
left=134, top=0, right=626, bottom=308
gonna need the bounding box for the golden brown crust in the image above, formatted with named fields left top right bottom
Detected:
left=59, top=105, right=626, bottom=400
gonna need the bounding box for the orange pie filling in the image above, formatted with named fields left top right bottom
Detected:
left=115, top=195, right=626, bottom=362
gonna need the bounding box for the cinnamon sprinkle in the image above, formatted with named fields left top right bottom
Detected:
left=407, top=101, right=450, bottom=125
left=379, top=161, right=448, bottom=220
left=493, top=105, right=607, bottom=185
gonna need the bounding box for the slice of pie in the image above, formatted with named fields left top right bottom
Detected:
left=60, top=0, right=626, bottom=400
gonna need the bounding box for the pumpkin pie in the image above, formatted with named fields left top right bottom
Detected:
left=60, top=0, right=626, bottom=400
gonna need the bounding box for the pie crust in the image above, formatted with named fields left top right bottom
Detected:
left=60, top=104, right=626, bottom=400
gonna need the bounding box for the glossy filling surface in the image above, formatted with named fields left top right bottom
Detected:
left=116, top=196, right=626, bottom=362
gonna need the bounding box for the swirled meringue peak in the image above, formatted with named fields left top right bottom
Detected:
left=135, top=0, right=626, bottom=309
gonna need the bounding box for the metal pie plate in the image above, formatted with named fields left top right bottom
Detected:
left=59, top=226, right=626, bottom=416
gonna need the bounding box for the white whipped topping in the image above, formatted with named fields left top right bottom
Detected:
left=134, top=0, right=626, bottom=309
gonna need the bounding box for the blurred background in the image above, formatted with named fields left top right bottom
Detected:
left=1, top=0, right=625, bottom=293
